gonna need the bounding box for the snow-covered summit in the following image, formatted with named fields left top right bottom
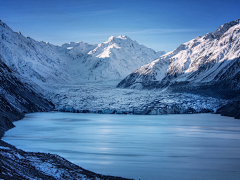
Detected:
left=73, top=35, right=165, bottom=80
left=103, top=35, right=131, bottom=43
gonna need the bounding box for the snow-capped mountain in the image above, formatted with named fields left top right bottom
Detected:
left=82, top=35, right=165, bottom=80
left=117, top=19, right=240, bottom=99
left=0, top=20, right=165, bottom=84
left=0, top=21, right=72, bottom=84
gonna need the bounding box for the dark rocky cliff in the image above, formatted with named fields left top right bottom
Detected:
left=0, top=58, right=54, bottom=138
left=216, top=101, right=240, bottom=119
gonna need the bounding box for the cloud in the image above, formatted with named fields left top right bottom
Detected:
left=83, top=28, right=213, bottom=36
left=133, top=28, right=212, bottom=34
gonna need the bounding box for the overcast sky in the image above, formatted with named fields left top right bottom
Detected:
left=1, top=0, right=240, bottom=52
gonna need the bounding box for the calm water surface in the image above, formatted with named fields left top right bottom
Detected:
left=3, top=112, right=240, bottom=180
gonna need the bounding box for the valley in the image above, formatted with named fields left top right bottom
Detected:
left=0, top=18, right=240, bottom=179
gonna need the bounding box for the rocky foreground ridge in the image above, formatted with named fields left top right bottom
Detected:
left=0, top=140, right=132, bottom=180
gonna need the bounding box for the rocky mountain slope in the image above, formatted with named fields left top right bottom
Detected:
left=117, top=19, right=240, bottom=100
left=0, top=57, right=54, bottom=138
left=216, top=100, right=240, bottom=119
left=0, top=20, right=165, bottom=84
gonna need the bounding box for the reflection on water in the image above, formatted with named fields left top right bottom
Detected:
left=3, top=112, right=240, bottom=180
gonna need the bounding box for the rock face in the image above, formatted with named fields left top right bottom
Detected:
left=0, top=58, right=54, bottom=138
left=216, top=101, right=240, bottom=119
left=117, top=19, right=240, bottom=100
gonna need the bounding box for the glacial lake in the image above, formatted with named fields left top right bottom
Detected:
left=3, top=112, right=240, bottom=180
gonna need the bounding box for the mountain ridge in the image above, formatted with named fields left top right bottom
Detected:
left=117, top=18, right=240, bottom=100
left=0, top=20, right=165, bottom=84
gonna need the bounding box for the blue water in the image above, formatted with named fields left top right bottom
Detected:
left=3, top=112, right=240, bottom=180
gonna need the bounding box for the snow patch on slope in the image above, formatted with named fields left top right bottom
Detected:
left=118, top=18, right=240, bottom=88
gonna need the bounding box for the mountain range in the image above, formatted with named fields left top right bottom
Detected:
left=0, top=20, right=165, bottom=85
left=1, top=19, right=240, bottom=179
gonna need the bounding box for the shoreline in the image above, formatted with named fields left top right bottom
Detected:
left=1, top=100, right=239, bottom=179
left=2, top=110, right=240, bottom=180
left=0, top=112, right=133, bottom=180
left=0, top=140, right=133, bottom=180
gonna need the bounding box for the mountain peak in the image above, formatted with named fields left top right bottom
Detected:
left=104, top=35, right=132, bottom=44
left=108, top=35, right=115, bottom=41
left=117, top=35, right=130, bottom=40
left=210, top=18, right=240, bottom=39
